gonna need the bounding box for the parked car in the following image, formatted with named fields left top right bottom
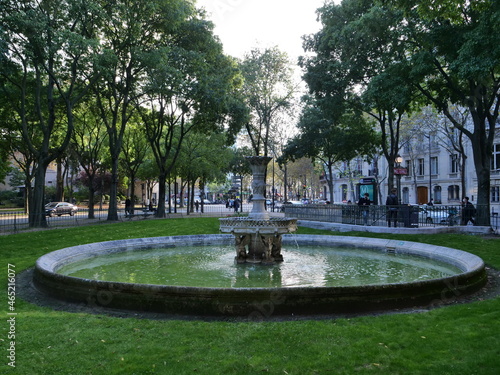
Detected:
left=45, top=202, right=78, bottom=217
left=419, top=205, right=459, bottom=225
left=194, top=198, right=212, bottom=204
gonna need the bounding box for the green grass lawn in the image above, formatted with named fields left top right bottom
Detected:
left=1, top=218, right=499, bottom=374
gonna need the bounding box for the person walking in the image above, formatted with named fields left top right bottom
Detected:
left=385, top=188, right=399, bottom=227
left=461, top=197, right=476, bottom=225
left=357, top=193, right=371, bottom=226
left=125, top=197, right=132, bottom=216
left=233, top=198, right=240, bottom=213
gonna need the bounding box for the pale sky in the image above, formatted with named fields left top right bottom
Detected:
left=196, top=0, right=331, bottom=62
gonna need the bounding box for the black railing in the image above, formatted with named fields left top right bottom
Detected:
left=0, top=203, right=256, bottom=233
left=0, top=203, right=495, bottom=234
left=282, top=204, right=493, bottom=228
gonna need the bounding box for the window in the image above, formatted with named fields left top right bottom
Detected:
left=368, top=160, right=378, bottom=176
left=418, top=158, right=425, bottom=176
left=492, top=186, right=500, bottom=202
left=402, top=187, right=409, bottom=204
left=433, top=186, right=442, bottom=203
left=355, top=158, right=363, bottom=176
left=448, top=185, right=460, bottom=201
left=429, top=132, right=437, bottom=148
left=448, top=128, right=459, bottom=146
left=430, top=156, right=438, bottom=175
left=450, top=154, right=459, bottom=174
left=341, top=184, right=348, bottom=202
left=491, top=144, right=500, bottom=170
left=405, top=160, right=412, bottom=176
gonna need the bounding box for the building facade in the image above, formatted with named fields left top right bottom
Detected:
left=320, top=126, right=500, bottom=214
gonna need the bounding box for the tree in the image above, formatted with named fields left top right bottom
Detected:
left=90, top=0, right=196, bottom=221
left=283, top=98, right=378, bottom=203
left=176, top=131, right=232, bottom=213
left=137, top=13, right=244, bottom=218
left=300, top=0, right=415, bottom=194
left=381, top=0, right=500, bottom=224
left=0, top=83, right=37, bottom=213
left=120, top=115, right=150, bottom=215
left=0, top=101, right=9, bottom=182
left=0, top=0, right=101, bottom=226
left=240, top=47, right=297, bottom=157
left=71, top=101, right=109, bottom=219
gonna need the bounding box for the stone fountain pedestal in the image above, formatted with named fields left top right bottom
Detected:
left=219, top=156, right=297, bottom=264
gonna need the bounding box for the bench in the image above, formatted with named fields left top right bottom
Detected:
left=125, top=209, right=155, bottom=219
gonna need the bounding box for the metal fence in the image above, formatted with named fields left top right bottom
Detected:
left=282, top=204, right=494, bottom=228
left=0, top=203, right=253, bottom=233
left=1, top=203, right=497, bottom=234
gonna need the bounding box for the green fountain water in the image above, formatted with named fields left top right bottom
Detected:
left=58, top=245, right=461, bottom=288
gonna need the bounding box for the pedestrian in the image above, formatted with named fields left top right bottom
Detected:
left=195, top=200, right=199, bottom=212
left=461, top=197, right=476, bottom=225
left=385, top=188, right=399, bottom=227
left=233, top=198, right=240, bottom=212
left=125, top=197, right=132, bottom=216
left=357, top=193, right=371, bottom=225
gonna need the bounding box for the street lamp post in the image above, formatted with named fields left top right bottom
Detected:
left=428, top=133, right=432, bottom=204
left=394, top=155, right=404, bottom=205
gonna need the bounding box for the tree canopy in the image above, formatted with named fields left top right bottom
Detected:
left=300, top=0, right=499, bottom=221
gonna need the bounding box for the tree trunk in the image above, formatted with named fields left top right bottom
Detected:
left=326, top=163, right=335, bottom=203
left=471, top=138, right=491, bottom=226
left=199, top=179, right=205, bottom=213
left=86, top=173, right=96, bottom=219
left=283, top=165, right=288, bottom=202
left=186, top=180, right=192, bottom=215
left=107, top=157, right=119, bottom=221
left=155, top=172, right=167, bottom=218
left=31, top=165, right=48, bottom=228
left=129, top=173, right=136, bottom=215
left=468, top=111, right=492, bottom=226
left=56, top=159, right=64, bottom=201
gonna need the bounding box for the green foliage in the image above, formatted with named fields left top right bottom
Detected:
left=306, top=0, right=500, bottom=213
left=228, top=146, right=254, bottom=177
left=381, top=0, right=500, bottom=212
left=240, top=47, right=296, bottom=156
left=284, top=97, right=378, bottom=165
left=177, top=130, right=233, bottom=183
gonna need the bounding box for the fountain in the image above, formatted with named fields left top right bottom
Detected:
left=29, top=157, right=488, bottom=317
left=32, top=235, right=487, bottom=317
left=219, top=156, right=297, bottom=264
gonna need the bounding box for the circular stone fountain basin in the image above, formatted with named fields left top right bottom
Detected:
left=33, top=234, right=487, bottom=317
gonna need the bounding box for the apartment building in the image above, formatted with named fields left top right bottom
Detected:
left=320, top=126, right=500, bottom=214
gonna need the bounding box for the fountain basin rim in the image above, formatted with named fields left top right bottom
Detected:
left=33, top=234, right=487, bottom=317
left=218, top=217, right=298, bottom=224
left=219, top=217, right=297, bottom=231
